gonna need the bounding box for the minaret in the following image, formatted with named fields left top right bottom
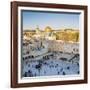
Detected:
left=36, top=25, right=40, bottom=34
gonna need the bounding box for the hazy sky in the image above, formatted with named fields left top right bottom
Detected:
left=22, top=11, right=80, bottom=30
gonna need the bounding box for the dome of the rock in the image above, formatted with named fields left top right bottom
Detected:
left=45, top=26, right=53, bottom=32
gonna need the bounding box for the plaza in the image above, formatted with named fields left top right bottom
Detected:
left=22, top=52, right=79, bottom=77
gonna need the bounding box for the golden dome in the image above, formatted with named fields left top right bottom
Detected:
left=45, top=26, right=53, bottom=32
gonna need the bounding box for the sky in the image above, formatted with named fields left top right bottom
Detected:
left=22, top=10, right=80, bottom=30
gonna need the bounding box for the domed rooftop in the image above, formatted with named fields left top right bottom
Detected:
left=45, top=26, right=53, bottom=32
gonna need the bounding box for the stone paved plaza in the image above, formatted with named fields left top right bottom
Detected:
left=22, top=52, right=80, bottom=77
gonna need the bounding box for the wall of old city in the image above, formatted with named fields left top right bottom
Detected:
left=47, top=40, right=79, bottom=54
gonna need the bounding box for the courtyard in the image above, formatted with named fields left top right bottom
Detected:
left=22, top=52, right=79, bottom=77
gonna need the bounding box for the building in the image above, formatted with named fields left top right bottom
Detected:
left=55, top=29, right=79, bottom=42
left=23, top=30, right=35, bottom=41
left=44, top=26, right=56, bottom=40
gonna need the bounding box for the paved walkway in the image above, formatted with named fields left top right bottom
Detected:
left=28, top=52, right=53, bottom=61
